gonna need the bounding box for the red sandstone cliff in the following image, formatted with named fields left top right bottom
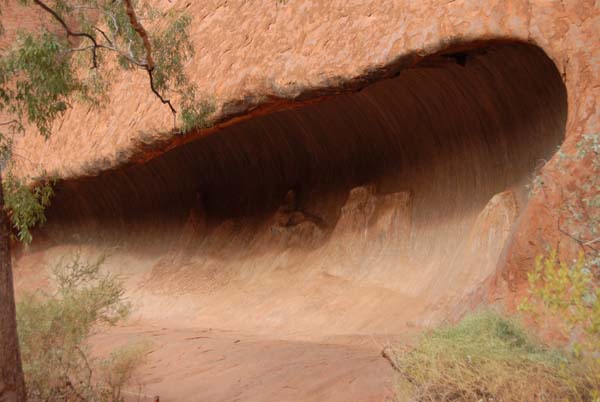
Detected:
left=5, top=1, right=599, bottom=400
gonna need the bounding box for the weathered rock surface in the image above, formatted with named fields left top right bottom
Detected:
left=7, top=0, right=598, bottom=178
left=16, top=41, right=568, bottom=332
left=7, top=1, right=600, bottom=400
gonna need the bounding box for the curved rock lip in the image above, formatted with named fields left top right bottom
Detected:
left=124, top=38, right=529, bottom=174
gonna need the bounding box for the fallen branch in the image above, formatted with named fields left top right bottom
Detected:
left=0, top=120, right=19, bottom=127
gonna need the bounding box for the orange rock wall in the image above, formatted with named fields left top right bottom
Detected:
left=17, top=43, right=567, bottom=334
left=6, top=0, right=600, bottom=321
left=9, top=0, right=599, bottom=177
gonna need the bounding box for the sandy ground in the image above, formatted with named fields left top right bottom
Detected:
left=91, top=323, right=397, bottom=402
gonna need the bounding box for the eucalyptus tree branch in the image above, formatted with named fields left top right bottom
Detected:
left=93, top=26, right=113, bottom=47
left=146, top=68, right=176, bottom=116
left=106, top=11, right=120, bottom=40
left=32, top=0, right=178, bottom=120
left=32, top=0, right=100, bottom=68
left=74, top=345, right=93, bottom=386
left=584, top=236, right=600, bottom=247
left=64, top=43, right=146, bottom=68
left=558, top=225, right=600, bottom=253
left=122, top=0, right=176, bottom=116
left=122, top=0, right=154, bottom=69
left=63, top=45, right=95, bottom=54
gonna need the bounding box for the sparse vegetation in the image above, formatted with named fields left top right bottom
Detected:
left=180, top=89, right=216, bottom=134
left=17, top=254, right=148, bottom=402
left=555, top=133, right=600, bottom=272
left=520, top=250, right=600, bottom=354
left=388, top=310, right=597, bottom=402
left=518, top=250, right=600, bottom=400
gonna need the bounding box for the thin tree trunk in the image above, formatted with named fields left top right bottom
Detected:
left=0, top=171, right=26, bottom=402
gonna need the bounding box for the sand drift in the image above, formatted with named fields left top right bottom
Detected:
left=32, top=42, right=566, bottom=337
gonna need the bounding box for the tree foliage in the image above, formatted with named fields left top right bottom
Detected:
left=516, top=133, right=600, bottom=399
left=0, top=0, right=213, bottom=138
left=2, top=172, right=54, bottom=243
left=0, top=31, right=77, bottom=137
left=0, top=3, right=210, bottom=400
left=0, top=0, right=214, bottom=244
left=520, top=251, right=600, bottom=351
left=524, top=133, right=600, bottom=345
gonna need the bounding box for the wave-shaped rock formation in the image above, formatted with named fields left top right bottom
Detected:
left=23, top=42, right=566, bottom=336
left=8, top=1, right=597, bottom=398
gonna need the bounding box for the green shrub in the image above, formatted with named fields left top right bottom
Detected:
left=2, top=172, right=54, bottom=243
left=518, top=250, right=600, bottom=399
left=99, top=343, right=150, bottom=402
left=520, top=250, right=600, bottom=351
left=16, top=254, right=148, bottom=402
left=389, top=311, right=596, bottom=402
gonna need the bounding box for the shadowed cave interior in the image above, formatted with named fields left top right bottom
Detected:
left=33, top=42, right=568, bottom=334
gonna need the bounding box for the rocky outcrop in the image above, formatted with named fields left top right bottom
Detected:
left=12, top=41, right=570, bottom=334
left=6, top=0, right=598, bottom=331
left=7, top=4, right=598, bottom=399
left=6, top=0, right=596, bottom=177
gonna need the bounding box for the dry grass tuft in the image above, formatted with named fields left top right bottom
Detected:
left=389, top=311, right=597, bottom=402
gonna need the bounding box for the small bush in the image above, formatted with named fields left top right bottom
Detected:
left=99, top=343, right=150, bottom=402
left=179, top=89, right=215, bottom=134
left=17, top=254, right=148, bottom=402
left=389, top=311, right=596, bottom=402
left=519, top=249, right=600, bottom=399
left=520, top=250, right=600, bottom=352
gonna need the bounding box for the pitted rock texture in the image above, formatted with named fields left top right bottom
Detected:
left=7, top=0, right=598, bottom=179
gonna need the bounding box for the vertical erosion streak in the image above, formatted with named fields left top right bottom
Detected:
left=39, top=42, right=567, bottom=333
